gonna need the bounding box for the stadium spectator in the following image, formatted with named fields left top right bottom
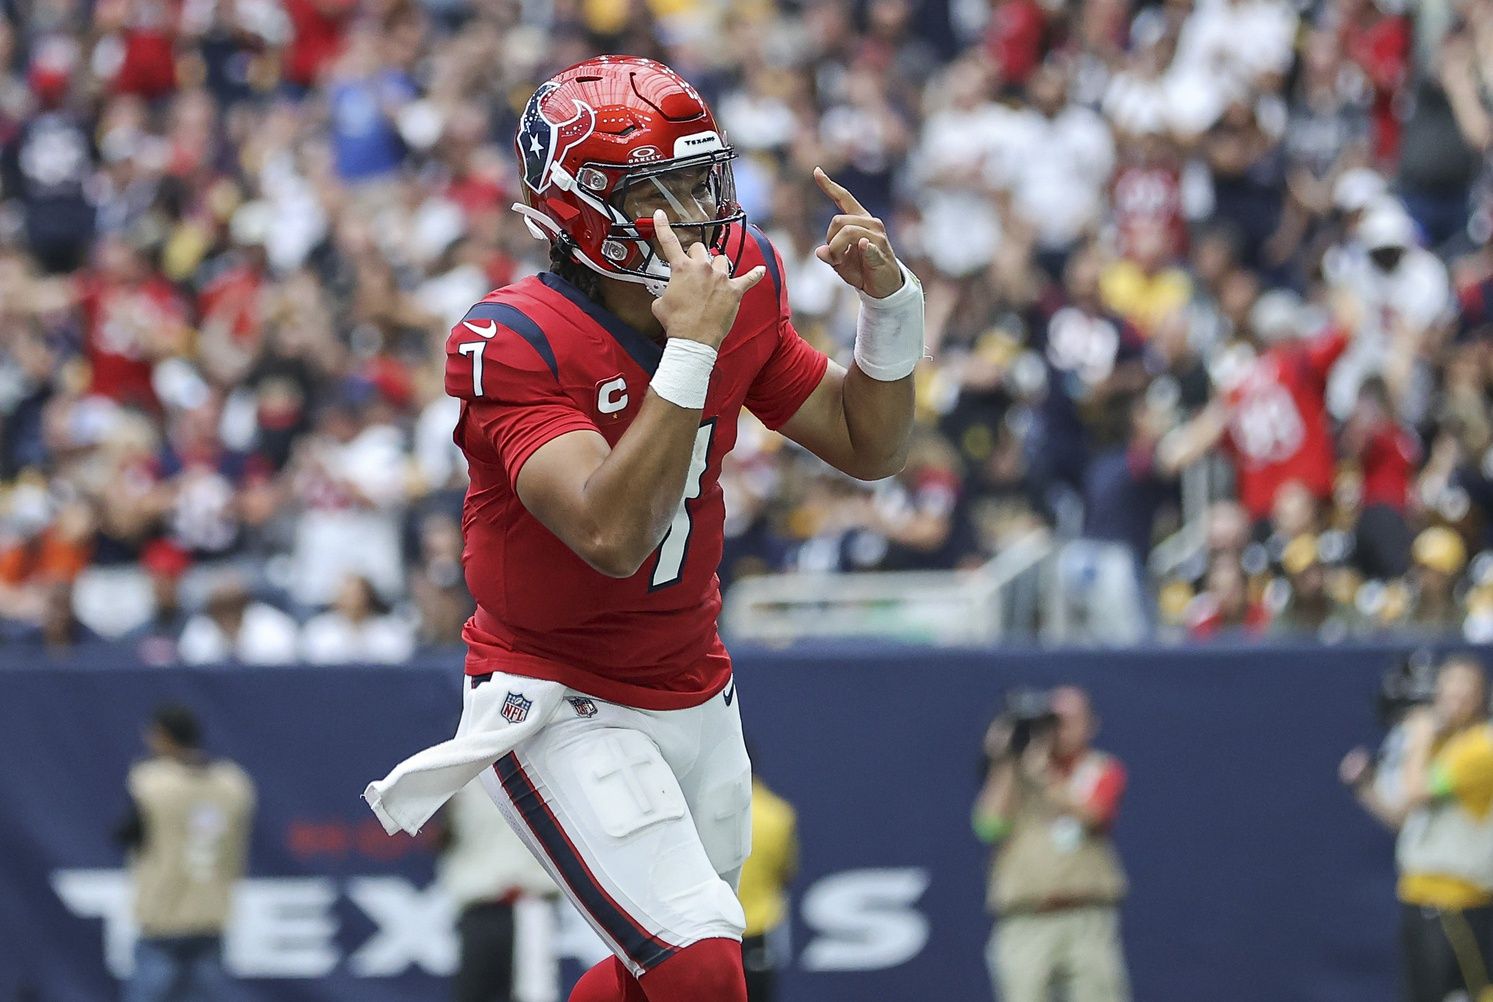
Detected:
left=1058, top=393, right=1179, bottom=644
left=738, top=768, right=798, bottom=1002
left=860, top=428, right=978, bottom=572
left=1098, top=219, right=1191, bottom=340
left=409, top=510, right=475, bottom=647
left=1266, top=534, right=1348, bottom=639
left=124, top=539, right=193, bottom=666
left=974, top=686, right=1131, bottom=1002
left=115, top=703, right=255, bottom=1002
left=1340, top=656, right=1493, bottom=1002
left=301, top=572, right=415, bottom=664
left=1326, top=200, right=1451, bottom=422
left=14, top=580, right=99, bottom=654
left=1401, top=527, right=1469, bottom=633
left=0, top=484, right=91, bottom=639
left=177, top=574, right=299, bottom=665
left=286, top=389, right=409, bottom=608
left=1185, top=550, right=1270, bottom=639
left=2, top=38, right=95, bottom=274
left=1004, top=62, right=1115, bottom=275
left=1341, top=375, right=1418, bottom=579
left=1396, top=21, right=1484, bottom=249
left=1034, top=244, right=1148, bottom=511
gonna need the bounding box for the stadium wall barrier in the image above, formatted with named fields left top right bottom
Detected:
left=1, top=642, right=1430, bottom=1002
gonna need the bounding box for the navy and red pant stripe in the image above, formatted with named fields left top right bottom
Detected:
left=494, top=753, right=680, bottom=971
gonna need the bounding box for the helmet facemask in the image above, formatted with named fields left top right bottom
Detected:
left=580, top=149, right=747, bottom=296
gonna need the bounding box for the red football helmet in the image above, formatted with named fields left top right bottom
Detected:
left=512, top=55, right=747, bottom=295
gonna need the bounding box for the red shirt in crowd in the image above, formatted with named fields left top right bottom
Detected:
left=1359, top=421, right=1419, bottom=511
left=102, top=0, right=180, bottom=99
left=198, top=262, right=265, bottom=345
left=1186, top=597, right=1271, bottom=639
left=77, top=273, right=189, bottom=410
left=284, top=0, right=355, bottom=88
left=1222, top=330, right=1348, bottom=521
left=985, top=0, right=1047, bottom=87
left=1111, top=161, right=1187, bottom=262
left=1339, top=13, right=1410, bottom=164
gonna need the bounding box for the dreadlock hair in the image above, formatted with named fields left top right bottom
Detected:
left=549, top=237, right=604, bottom=303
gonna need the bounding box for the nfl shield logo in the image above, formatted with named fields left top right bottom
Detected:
left=501, top=691, right=533, bottom=724
left=567, top=697, right=598, bottom=718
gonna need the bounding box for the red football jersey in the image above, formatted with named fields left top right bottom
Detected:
left=1111, top=162, right=1186, bottom=262
left=1222, top=330, right=1347, bottom=521
left=446, top=225, right=828, bottom=709
left=77, top=273, right=188, bottom=411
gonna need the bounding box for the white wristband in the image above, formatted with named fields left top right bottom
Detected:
left=853, top=261, right=926, bottom=382
left=650, top=338, right=718, bottom=410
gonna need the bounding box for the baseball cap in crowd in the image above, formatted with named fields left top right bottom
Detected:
left=1332, top=168, right=1387, bottom=215
left=1249, top=289, right=1304, bottom=342
left=1281, top=535, right=1321, bottom=576
left=142, top=539, right=193, bottom=579
left=1357, top=203, right=1417, bottom=251
left=1412, top=527, right=1467, bottom=576
left=26, top=36, right=77, bottom=105
left=230, top=201, right=273, bottom=248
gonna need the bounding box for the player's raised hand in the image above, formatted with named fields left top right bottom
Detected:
left=650, top=210, right=766, bottom=349
left=813, top=166, right=904, bottom=299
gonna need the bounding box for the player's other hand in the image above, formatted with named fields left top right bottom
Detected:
left=813, top=166, right=904, bottom=299
left=650, top=210, right=766, bottom=349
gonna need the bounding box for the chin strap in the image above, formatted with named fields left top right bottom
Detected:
left=509, top=202, right=673, bottom=297
left=511, top=203, right=561, bottom=242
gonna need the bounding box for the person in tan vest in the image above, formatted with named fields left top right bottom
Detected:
left=116, top=704, right=255, bottom=1002
left=972, top=686, right=1131, bottom=1002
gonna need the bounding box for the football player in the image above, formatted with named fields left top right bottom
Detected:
left=365, top=55, right=923, bottom=1002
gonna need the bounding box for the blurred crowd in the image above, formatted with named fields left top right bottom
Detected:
left=1, top=0, right=1492, bottom=660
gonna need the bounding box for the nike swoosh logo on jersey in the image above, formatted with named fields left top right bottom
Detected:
left=462, top=319, right=498, bottom=338
left=723, top=680, right=735, bottom=706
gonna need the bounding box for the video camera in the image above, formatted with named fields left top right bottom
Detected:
left=1002, top=687, right=1061, bottom=756
left=1376, top=649, right=1438, bottom=729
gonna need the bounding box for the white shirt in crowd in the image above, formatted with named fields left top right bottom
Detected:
left=999, top=105, right=1116, bottom=251
left=413, top=395, right=466, bottom=490
left=1166, top=0, right=1298, bottom=135
left=1327, top=240, right=1452, bottom=421
left=291, top=422, right=409, bottom=607
left=300, top=610, right=416, bottom=665
left=178, top=604, right=301, bottom=665
left=914, top=101, right=1013, bottom=277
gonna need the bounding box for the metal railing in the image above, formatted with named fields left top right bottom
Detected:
left=1148, top=454, right=1221, bottom=582
left=720, top=528, right=1054, bottom=646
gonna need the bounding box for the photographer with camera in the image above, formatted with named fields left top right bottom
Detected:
left=972, top=686, right=1131, bottom=1002
left=1340, top=654, right=1493, bottom=1002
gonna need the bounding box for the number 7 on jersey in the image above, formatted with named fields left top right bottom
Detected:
left=651, top=421, right=715, bottom=589
left=458, top=341, right=486, bottom=396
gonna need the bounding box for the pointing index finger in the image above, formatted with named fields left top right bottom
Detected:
left=652, top=209, right=686, bottom=266
left=814, top=166, right=868, bottom=216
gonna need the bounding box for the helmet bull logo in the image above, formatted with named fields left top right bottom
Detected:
left=519, top=81, right=598, bottom=194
